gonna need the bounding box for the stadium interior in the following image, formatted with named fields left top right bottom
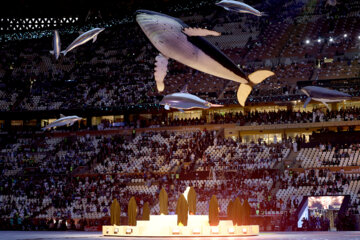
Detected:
left=2, top=0, right=360, bottom=236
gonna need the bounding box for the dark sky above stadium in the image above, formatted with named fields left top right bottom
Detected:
left=0, top=0, right=263, bottom=18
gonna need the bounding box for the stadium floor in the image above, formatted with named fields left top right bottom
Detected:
left=2, top=231, right=360, bottom=240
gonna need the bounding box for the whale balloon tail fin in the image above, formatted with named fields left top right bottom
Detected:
left=237, top=70, right=275, bottom=106
left=61, top=50, right=67, bottom=56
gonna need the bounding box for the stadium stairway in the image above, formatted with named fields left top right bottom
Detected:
left=10, top=90, right=28, bottom=111
left=217, top=81, right=234, bottom=101
left=271, top=180, right=281, bottom=197
left=282, top=149, right=301, bottom=168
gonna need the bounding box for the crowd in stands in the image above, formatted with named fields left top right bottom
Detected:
left=5, top=106, right=359, bottom=133
left=147, top=107, right=360, bottom=128
left=1, top=126, right=360, bottom=231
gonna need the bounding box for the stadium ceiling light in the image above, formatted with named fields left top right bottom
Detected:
left=358, top=36, right=360, bottom=40
left=317, top=39, right=321, bottom=43
left=344, top=34, right=347, bottom=38
left=329, top=37, right=334, bottom=42
left=305, top=39, right=310, bottom=44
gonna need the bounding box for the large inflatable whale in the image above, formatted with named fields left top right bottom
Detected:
left=135, top=10, right=274, bottom=106
left=160, top=85, right=223, bottom=112
left=42, top=114, right=82, bottom=131
left=301, top=86, right=351, bottom=109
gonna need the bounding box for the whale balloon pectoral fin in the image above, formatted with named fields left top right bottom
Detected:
left=321, top=101, right=330, bottom=110
left=248, top=70, right=274, bottom=84
left=93, top=35, right=98, bottom=43
left=60, top=114, right=65, bottom=118
left=180, top=84, right=188, bottom=93
left=237, top=84, right=252, bottom=107
left=182, top=27, right=221, bottom=37
left=49, top=50, right=54, bottom=55
left=303, top=97, right=311, bottom=108
left=154, top=53, right=169, bottom=92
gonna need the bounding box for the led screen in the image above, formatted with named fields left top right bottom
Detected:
left=308, top=196, right=344, bottom=210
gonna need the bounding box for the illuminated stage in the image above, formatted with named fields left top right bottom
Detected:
left=103, top=215, right=258, bottom=237
left=3, top=231, right=360, bottom=240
